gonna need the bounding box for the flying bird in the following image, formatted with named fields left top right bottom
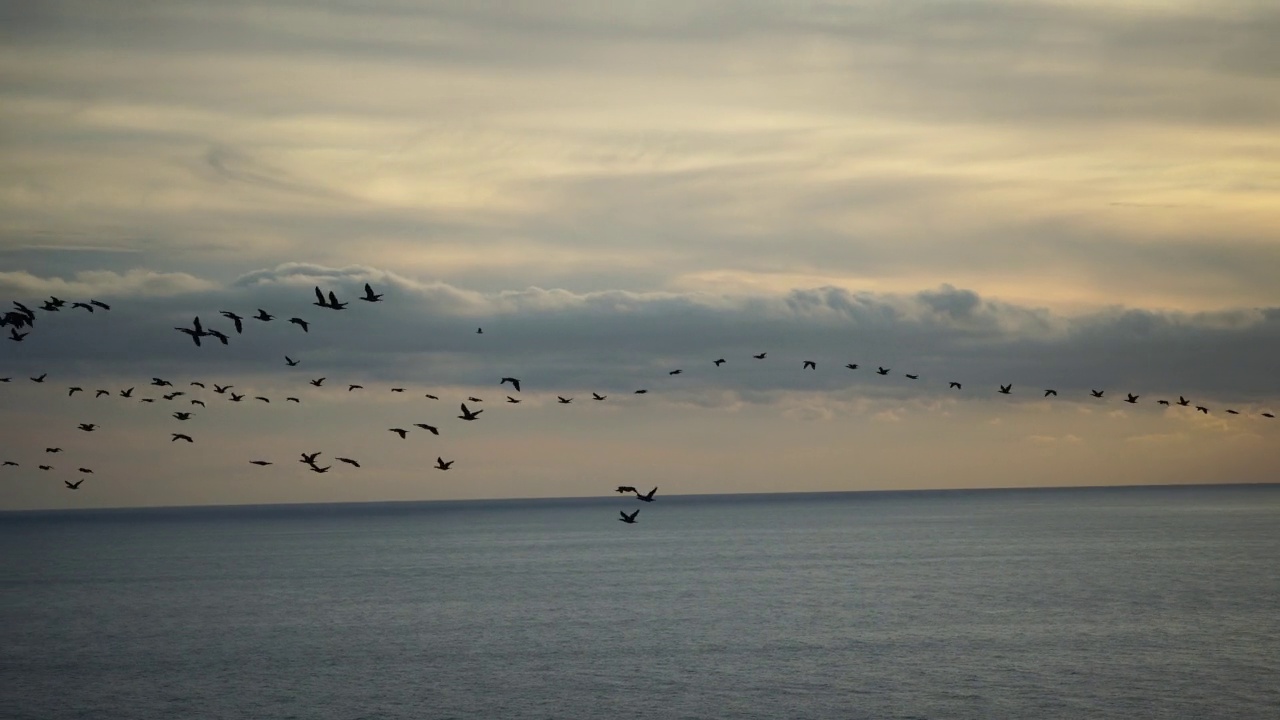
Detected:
left=348, top=384, right=363, bottom=391
left=616, top=486, right=638, bottom=494
left=207, top=329, right=230, bottom=345
left=391, top=388, right=405, bottom=393
left=500, top=377, right=522, bottom=392
left=68, top=386, right=83, bottom=396
left=389, top=428, right=408, bottom=438
left=635, top=487, right=658, bottom=502
left=77, top=467, right=93, bottom=474
left=285, top=356, right=300, bottom=366
left=310, top=378, right=325, bottom=387
left=220, top=311, right=244, bottom=333
left=592, top=393, right=606, bottom=401
left=171, top=433, right=193, bottom=443
left=1196, top=406, right=1209, bottom=414
left=1177, top=396, right=1191, bottom=407
left=619, top=509, right=639, bottom=524
left=1157, top=400, right=1170, bottom=405
left=949, top=382, right=962, bottom=389
left=46, top=447, right=62, bottom=453
left=213, top=384, right=232, bottom=394
left=998, top=384, right=1012, bottom=395
left=557, top=397, right=573, bottom=404
left=65, top=479, right=84, bottom=490
left=31, top=373, right=47, bottom=383
left=172, top=411, right=192, bottom=420
left=336, top=457, right=360, bottom=467
left=286, top=397, right=299, bottom=403
left=8, top=328, right=26, bottom=341
left=89, top=299, right=110, bottom=310
left=1044, top=389, right=1058, bottom=397
left=300, top=452, right=321, bottom=465
left=435, top=457, right=453, bottom=470
left=713, top=359, right=726, bottom=366
left=424, top=393, right=439, bottom=400
left=250, top=461, right=272, bottom=466
left=458, top=403, right=482, bottom=420
left=467, top=397, right=483, bottom=403
left=904, top=374, right=919, bottom=380
left=670, top=369, right=683, bottom=375
left=309, top=465, right=331, bottom=473
left=753, top=353, right=767, bottom=359
left=95, top=390, right=110, bottom=398
left=152, top=378, right=172, bottom=387
left=359, top=283, right=383, bottom=302
left=876, top=367, right=890, bottom=375
left=229, top=393, right=244, bottom=402
left=1125, top=394, right=1139, bottom=404
left=413, top=423, right=439, bottom=435
left=71, top=302, right=93, bottom=312
left=289, top=318, right=309, bottom=332
left=78, top=423, right=97, bottom=431
left=190, top=382, right=205, bottom=388
left=1091, top=390, right=1105, bottom=398
left=803, top=361, right=816, bottom=370
left=634, top=389, right=648, bottom=394
left=254, top=309, right=274, bottom=321
left=507, top=396, right=521, bottom=404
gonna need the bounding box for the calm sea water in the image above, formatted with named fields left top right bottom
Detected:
left=2, top=485, right=1279, bottom=719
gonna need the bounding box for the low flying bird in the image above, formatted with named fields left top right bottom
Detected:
left=501, top=377, right=522, bottom=391
left=389, top=428, right=408, bottom=438
left=77, top=467, right=93, bottom=474
left=207, top=329, right=229, bottom=345
left=68, top=386, right=83, bottom=396
left=214, top=384, right=232, bottom=394
left=41, top=301, right=58, bottom=311
left=289, top=318, right=309, bottom=332
left=803, top=361, right=816, bottom=370
left=635, top=487, right=658, bottom=502
left=476, top=328, right=483, bottom=334
left=753, top=353, right=767, bottom=359
left=467, top=397, right=483, bottom=403
left=714, top=359, right=726, bottom=366
left=949, top=382, right=962, bottom=389
left=191, top=400, right=205, bottom=407
left=360, top=283, right=383, bottom=302
left=46, top=447, right=62, bottom=453
left=877, top=367, right=890, bottom=375
left=634, top=389, right=648, bottom=394
left=348, top=384, right=363, bottom=392
left=619, top=509, right=639, bottom=524
left=255, top=396, right=269, bottom=403
left=507, top=396, right=521, bottom=404
left=1044, top=389, right=1058, bottom=397
left=220, top=311, right=244, bottom=333
left=65, top=479, right=83, bottom=489
left=336, top=457, right=360, bottom=467
left=48, top=296, right=66, bottom=308
left=592, top=393, right=606, bottom=401
left=78, top=423, right=97, bottom=431
left=141, top=398, right=154, bottom=403
left=309, top=465, right=331, bottom=473
left=998, top=384, right=1012, bottom=395
left=1, top=461, right=16, bottom=467
left=1263, top=413, right=1275, bottom=418
left=1226, top=410, right=1239, bottom=415
left=1125, top=394, right=1139, bottom=404
left=846, top=364, right=858, bottom=370
left=89, top=299, right=110, bottom=310
left=459, top=403, right=482, bottom=420
left=301, top=452, right=321, bottom=465
left=616, top=486, right=638, bottom=494
left=286, top=397, right=299, bottom=403
left=163, top=392, right=184, bottom=400
left=191, top=382, right=205, bottom=388
left=310, top=378, right=325, bottom=387
left=1177, top=396, right=1191, bottom=407
left=254, top=309, right=274, bottom=321
left=435, top=457, right=453, bottom=470
left=39, top=465, right=52, bottom=471
left=173, top=411, right=192, bottom=420
left=250, top=461, right=272, bottom=466
left=71, top=302, right=93, bottom=312
left=175, top=317, right=207, bottom=346
left=391, top=388, right=405, bottom=393
left=152, top=378, right=172, bottom=387
left=1157, top=400, right=1170, bottom=405
left=904, top=374, right=919, bottom=380
left=670, top=369, right=683, bottom=375
left=31, top=373, right=47, bottom=383
left=171, top=433, right=193, bottom=442
left=1195, top=406, right=1209, bottom=414
left=8, top=328, right=25, bottom=341
left=424, top=393, right=438, bottom=400
left=557, top=397, right=573, bottom=404
left=229, top=393, right=244, bottom=402
left=1091, top=390, right=1104, bottom=398
left=286, top=356, right=300, bottom=367
left=414, top=423, right=439, bottom=435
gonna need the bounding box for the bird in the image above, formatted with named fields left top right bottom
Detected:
left=310, top=378, right=325, bottom=387
left=46, top=447, right=62, bottom=453
left=635, top=487, right=658, bottom=502
left=326, top=291, right=347, bottom=310
left=592, top=393, right=606, bottom=401
left=78, top=423, right=97, bottom=431
left=254, top=309, right=274, bottom=321
left=1125, top=394, right=1139, bottom=404
left=336, top=457, right=360, bottom=467
left=213, top=384, right=232, bottom=394
left=424, top=393, right=438, bottom=400
left=1091, top=390, right=1104, bottom=398
left=1195, top=406, right=1209, bottom=414
left=171, top=433, right=193, bottom=442
left=670, top=369, right=683, bottom=375
left=414, top=423, right=439, bottom=435
left=1044, top=389, right=1058, bottom=397
left=1226, top=409, right=1239, bottom=415
left=229, top=393, right=244, bottom=402
left=152, top=378, right=173, bottom=387
left=389, top=428, right=408, bottom=438
left=68, top=386, right=83, bottom=396
left=1, top=461, right=16, bottom=467
left=173, top=411, right=193, bottom=420
left=191, top=399, right=205, bottom=407
left=1177, top=396, right=1191, bottom=407
left=65, top=479, right=84, bottom=490
left=634, top=389, right=648, bottom=394
left=286, top=397, right=299, bottom=403
left=803, top=361, right=816, bottom=370
left=163, top=392, right=184, bottom=400
left=190, top=382, right=205, bottom=388
left=435, top=457, right=453, bottom=470
left=904, top=374, right=919, bottom=380
left=391, top=388, right=405, bottom=393
left=619, top=509, right=639, bottom=524
left=616, top=486, right=638, bottom=494
left=501, top=377, right=522, bottom=392
left=753, top=353, right=767, bottom=359
left=89, top=299, right=110, bottom=310
left=71, top=302, right=93, bottom=312
left=8, top=328, right=26, bottom=341
left=714, top=359, right=726, bottom=366
left=1157, top=400, right=1170, bottom=405
left=557, top=397, right=573, bottom=404
left=467, top=397, right=483, bottom=403
left=507, top=396, right=521, bottom=404
left=877, top=367, right=890, bottom=375
left=998, top=384, right=1012, bottom=395
left=254, top=396, right=269, bottom=403
left=846, top=363, right=858, bottom=370
left=309, top=465, right=331, bottom=473
left=289, top=317, right=309, bottom=332
left=250, top=461, right=272, bottom=466
left=175, top=318, right=207, bottom=346
left=285, top=356, right=300, bottom=367
left=1263, top=413, right=1275, bottom=418
left=360, top=283, right=383, bottom=302
left=458, top=403, right=482, bottom=420
left=476, top=327, right=483, bottom=334
left=348, top=384, right=363, bottom=392
left=77, top=467, right=93, bottom=474
left=207, top=330, right=230, bottom=345
left=95, top=389, right=110, bottom=398
left=220, top=311, right=244, bottom=333
left=39, top=465, right=52, bottom=471
left=31, top=373, right=47, bottom=383
left=949, top=382, right=962, bottom=389
left=300, top=452, right=321, bottom=465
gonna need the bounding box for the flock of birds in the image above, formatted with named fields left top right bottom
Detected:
left=3, top=281, right=1276, bottom=521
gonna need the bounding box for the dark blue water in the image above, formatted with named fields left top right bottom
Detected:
left=3, top=486, right=1279, bottom=719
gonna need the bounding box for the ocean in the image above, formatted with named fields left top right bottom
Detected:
left=2, top=485, right=1278, bottom=719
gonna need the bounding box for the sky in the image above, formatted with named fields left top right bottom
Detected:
left=1, top=0, right=1278, bottom=510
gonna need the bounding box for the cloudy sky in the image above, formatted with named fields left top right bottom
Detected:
left=2, top=0, right=1278, bottom=510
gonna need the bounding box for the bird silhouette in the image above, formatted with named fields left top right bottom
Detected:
left=207, top=329, right=230, bottom=345
left=250, top=461, right=272, bottom=466
left=229, top=393, right=244, bottom=402
left=1044, top=389, right=1058, bottom=397
left=289, top=318, right=309, bottom=332
left=592, top=393, right=606, bottom=401
left=389, top=428, right=408, bottom=438
left=360, top=283, right=383, bottom=302
left=31, top=373, right=47, bottom=383
left=46, top=447, right=62, bottom=453
left=310, top=378, right=325, bottom=387
left=1195, top=406, right=1209, bottom=414
left=635, top=487, right=658, bottom=502
left=458, top=403, right=482, bottom=420
left=1, top=461, right=16, bottom=467
left=309, top=465, right=331, bottom=473
left=95, top=390, right=109, bottom=398
left=414, top=423, right=439, bottom=435
left=1177, top=396, right=1191, bottom=407
left=65, top=479, right=84, bottom=489
left=949, top=382, right=962, bottom=389
left=254, top=396, right=269, bottom=403
left=1157, top=400, right=1170, bottom=405
left=286, top=397, right=299, bottom=403
left=300, top=452, right=321, bottom=465
left=173, top=411, right=193, bottom=420
left=1263, top=413, right=1275, bottom=418
left=348, top=385, right=363, bottom=392
left=670, top=369, right=683, bottom=375
left=998, top=384, right=1012, bottom=394
left=171, top=433, right=193, bottom=442
left=435, top=457, right=453, bottom=470
left=634, top=389, right=648, bottom=394
left=714, top=359, right=726, bottom=366
left=254, top=309, right=273, bottom=321
left=1091, top=390, right=1104, bottom=398
left=557, top=397, right=573, bottom=404
left=467, top=397, right=483, bottom=403
left=285, top=356, right=300, bottom=366
left=424, top=393, right=439, bottom=400
left=213, top=384, right=232, bottom=394
left=803, top=361, right=816, bottom=370
left=391, top=388, right=405, bottom=393
left=78, top=423, right=97, bottom=431
left=336, top=457, right=360, bottom=467
left=220, top=311, right=244, bottom=333
left=68, top=386, right=83, bottom=396
left=71, top=302, right=93, bottom=312
left=616, top=486, right=638, bottom=494
left=8, top=328, right=26, bottom=341
left=1125, top=394, right=1139, bottom=404
left=89, top=299, right=110, bottom=310
left=904, top=374, right=919, bottom=380
left=501, top=377, right=522, bottom=391
left=877, top=367, right=890, bottom=375
left=507, top=396, right=521, bottom=404
left=39, top=465, right=52, bottom=471
left=619, top=509, right=639, bottom=524
left=151, top=378, right=172, bottom=387
left=77, top=467, right=93, bottom=474
left=753, top=353, right=767, bottom=359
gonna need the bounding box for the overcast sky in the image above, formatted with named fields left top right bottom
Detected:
left=2, top=0, right=1278, bottom=510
